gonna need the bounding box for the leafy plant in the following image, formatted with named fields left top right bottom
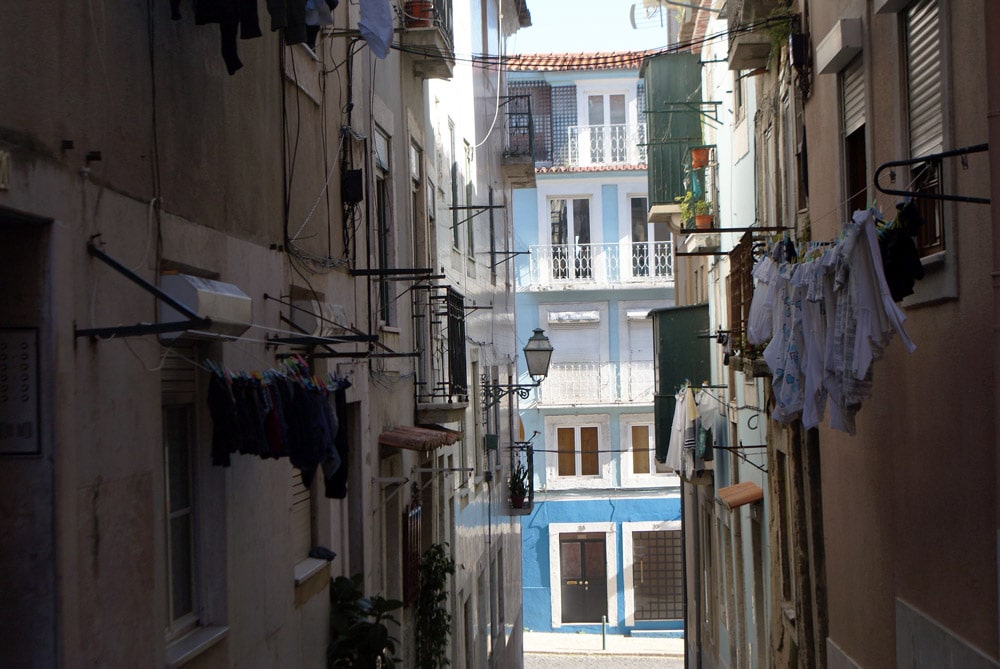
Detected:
left=764, top=7, right=798, bottom=54
left=415, top=543, right=456, bottom=669
left=508, top=458, right=530, bottom=501
left=328, top=574, right=403, bottom=668
left=676, top=191, right=711, bottom=227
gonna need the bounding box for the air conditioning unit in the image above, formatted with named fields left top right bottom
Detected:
left=158, top=273, right=252, bottom=341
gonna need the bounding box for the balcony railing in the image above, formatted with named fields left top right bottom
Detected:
left=525, top=242, right=673, bottom=288
left=501, top=94, right=536, bottom=187
left=567, top=123, right=647, bottom=167
left=539, top=361, right=655, bottom=405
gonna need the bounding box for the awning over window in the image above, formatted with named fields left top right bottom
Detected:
left=717, top=481, right=764, bottom=509
left=378, top=425, right=462, bottom=452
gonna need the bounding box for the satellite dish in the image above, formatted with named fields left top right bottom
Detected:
left=629, top=1, right=667, bottom=30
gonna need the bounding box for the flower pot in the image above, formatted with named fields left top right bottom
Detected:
left=691, top=147, right=710, bottom=169
left=404, top=0, right=435, bottom=27
left=510, top=495, right=526, bottom=509
left=695, top=214, right=714, bottom=230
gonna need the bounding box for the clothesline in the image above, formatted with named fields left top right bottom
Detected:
left=747, top=208, right=917, bottom=435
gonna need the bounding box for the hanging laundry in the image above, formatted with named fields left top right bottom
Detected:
left=359, top=0, right=394, bottom=59
left=748, top=209, right=916, bottom=434
left=665, top=385, right=716, bottom=476
left=266, top=0, right=309, bottom=46
left=878, top=200, right=926, bottom=302
left=204, top=360, right=352, bottom=492
left=189, top=0, right=264, bottom=75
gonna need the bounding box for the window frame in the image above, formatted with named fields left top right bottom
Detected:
left=542, top=414, right=612, bottom=490
left=622, top=520, right=684, bottom=626
left=621, top=413, right=675, bottom=485
left=164, top=402, right=199, bottom=639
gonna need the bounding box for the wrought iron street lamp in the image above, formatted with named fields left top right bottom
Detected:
left=482, top=328, right=554, bottom=409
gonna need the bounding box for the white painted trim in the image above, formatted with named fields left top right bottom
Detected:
left=548, top=522, right=618, bottom=628
left=622, top=520, right=683, bottom=627
left=619, top=413, right=678, bottom=487
left=542, top=414, right=613, bottom=490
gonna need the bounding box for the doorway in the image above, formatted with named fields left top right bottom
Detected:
left=559, top=533, right=608, bottom=623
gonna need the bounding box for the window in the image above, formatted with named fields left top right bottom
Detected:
left=465, top=141, right=474, bottom=258
left=841, top=56, right=867, bottom=215
left=411, top=140, right=425, bottom=263
left=630, top=195, right=671, bottom=280
left=631, top=529, right=683, bottom=620
left=904, top=0, right=945, bottom=256
left=556, top=426, right=599, bottom=476
left=450, top=120, right=461, bottom=250
left=586, top=94, right=627, bottom=163
left=446, top=287, right=469, bottom=397
left=488, top=186, right=497, bottom=284
left=733, top=71, right=746, bottom=125
left=164, top=404, right=197, bottom=635
left=630, top=424, right=652, bottom=475
left=549, top=198, right=591, bottom=279
left=162, top=347, right=227, bottom=664
left=545, top=415, right=610, bottom=489
left=375, top=128, right=395, bottom=325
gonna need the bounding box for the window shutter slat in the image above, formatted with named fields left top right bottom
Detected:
left=906, top=0, right=943, bottom=159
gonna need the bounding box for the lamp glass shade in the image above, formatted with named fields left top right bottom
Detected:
left=523, top=328, right=554, bottom=379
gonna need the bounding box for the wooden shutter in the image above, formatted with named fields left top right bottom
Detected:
left=841, top=57, right=865, bottom=136
left=906, top=0, right=943, bottom=158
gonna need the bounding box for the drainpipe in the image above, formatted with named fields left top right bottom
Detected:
left=987, top=1, right=1000, bottom=656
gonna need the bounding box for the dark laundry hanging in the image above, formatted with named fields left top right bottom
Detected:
left=204, top=359, right=351, bottom=494
left=172, top=0, right=264, bottom=75
left=878, top=200, right=926, bottom=302
left=325, top=385, right=349, bottom=499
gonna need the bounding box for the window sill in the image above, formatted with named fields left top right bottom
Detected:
left=294, top=557, right=330, bottom=586
left=920, top=250, right=946, bottom=269
left=294, top=557, right=331, bottom=608
left=166, top=625, right=228, bottom=669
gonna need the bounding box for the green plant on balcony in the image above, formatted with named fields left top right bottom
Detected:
left=677, top=191, right=712, bottom=229
left=765, top=7, right=798, bottom=53
left=508, top=459, right=530, bottom=508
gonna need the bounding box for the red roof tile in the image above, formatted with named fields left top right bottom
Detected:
left=505, top=50, right=660, bottom=72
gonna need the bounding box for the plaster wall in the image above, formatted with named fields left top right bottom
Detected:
left=806, top=0, right=997, bottom=666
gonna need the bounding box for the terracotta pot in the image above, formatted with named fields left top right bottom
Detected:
left=691, top=147, right=710, bottom=169
left=510, top=495, right=525, bottom=509
left=695, top=214, right=714, bottom=230
left=404, top=0, right=434, bottom=27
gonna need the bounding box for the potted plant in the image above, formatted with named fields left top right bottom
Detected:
left=508, top=459, right=530, bottom=509
left=677, top=191, right=712, bottom=229
left=694, top=199, right=714, bottom=229
left=404, top=0, right=435, bottom=27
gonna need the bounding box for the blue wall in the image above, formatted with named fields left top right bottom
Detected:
left=521, top=495, right=682, bottom=634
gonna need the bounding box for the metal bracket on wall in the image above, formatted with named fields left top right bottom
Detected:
left=874, top=143, right=990, bottom=204
left=714, top=443, right=768, bottom=474
left=74, top=236, right=211, bottom=339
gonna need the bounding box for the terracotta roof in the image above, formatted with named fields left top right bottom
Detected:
left=505, top=50, right=659, bottom=72
left=537, top=163, right=646, bottom=174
